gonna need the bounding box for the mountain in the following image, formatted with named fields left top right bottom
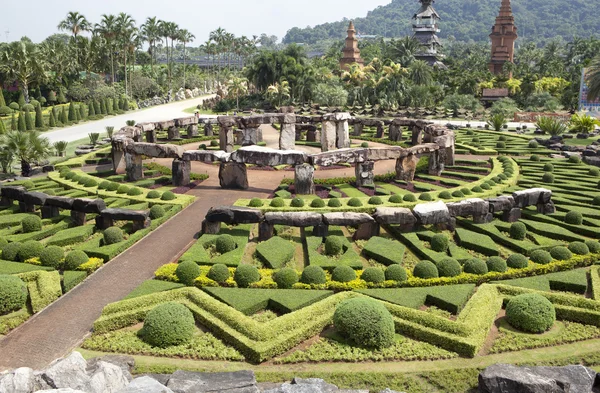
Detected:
left=283, top=0, right=595, bottom=45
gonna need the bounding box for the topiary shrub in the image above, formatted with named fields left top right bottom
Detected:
left=585, top=240, right=600, bottom=254
left=430, top=234, right=449, bottom=252
left=301, top=265, right=326, bottom=284
left=103, top=227, right=124, bottom=245
left=589, top=168, right=600, bottom=177
left=541, top=173, right=554, bottom=183
left=248, top=198, right=263, bottom=207
left=107, top=182, right=120, bottom=192
left=64, top=250, right=89, bottom=270
left=21, top=180, right=34, bottom=189
left=147, top=190, right=161, bottom=199
left=210, top=140, right=219, bottom=147
left=550, top=246, right=573, bottom=261
left=234, top=265, right=261, bottom=288
left=528, top=140, right=539, bottom=148
left=487, top=256, right=507, bottom=272
left=149, top=205, right=166, bottom=219
left=565, top=211, right=583, bottom=225
left=175, top=261, right=201, bottom=286
left=331, top=266, right=357, bottom=283
left=333, top=297, right=395, bottom=349
left=451, top=190, right=464, bottom=198
left=471, top=186, right=483, bottom=193
left=509, top=222, right=527, bottom=240
left=17, top=240, right=44, bottom=262
left=360, top=142, right=369, bottom=148
left=361, top=267, right=385, bottom=283
left=402, top=194, right=417, bottom=202
left=592, top=196, right=600, bottom=206
left=347, top=198, right=363, bottom=207
left=505, top=293, right=556, bottom=333
left=139, top=302, right=195, bottom=348
left=569, top=155, right=581, bottom=164
left=84, top=178, right=98, bottom=188
left=215, top=234, right=236, bottom=254
left=496, top=141, right=506, bottom=148
left=2, top=242, right=21, bottom=261
left=290, top=198, right=305, bottom=208
left=389, top=194, right=403, bottom=203
left=507, top=253, right=529, bottom=269
left=273, top=267, right=298, bottom=289
left=385, top=265, right=407, bottom=282
left=419, top=193, right=432, bottom=201
left=368, top=196, right=383, bottom=205
left=310, top=198, right=325, bottom=208
left=530, top=250, right=553, bottom=265
left=116, top=185, right=130, bottom=194
left=463, top=258, right=488, bottom=275
left=324, top=236, right=344, bottom=256
left=438, top=191, right=452, bottom=199
left=530, top=155, right=540, bottom=161
left=568, top=241, right=590, bottom=255
left=413, top=261, right=439, bottom=279
left=161, top=191, right=176, bottom=201
left=461, top=188, right=472, bottom=196
left=22, top=215, right=42, bottom=233
left=328, top=198, right=342, bottom=207
left=207, top=264, right=230, bottom=283
left=480, top=183, right=491, bottom=190
left=436, top=258, right=462, bottom=277
left=0, top=275, right=27, bottom=315
left=98, top=181, right=110, bottom=190
left=543, top=163, right=554, bottom=172
left=127, top=187, right=143, bottom=196
left=270, top=197, right=285, bottom=207
left=40, top=245, right=64, bottom=268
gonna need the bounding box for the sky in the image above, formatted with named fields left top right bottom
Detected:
left=1, top=0, right=391, bottom=44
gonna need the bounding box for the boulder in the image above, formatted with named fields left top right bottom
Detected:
left=205, top=206, right=264, bottom=224
left=45, top=196, right=75, bottom=210
left=154, top=120, right=175, bottom=130
left=136, top=123, right=156, bottom=132
left=310, top=149, right=367, bottom=167
left=265, top=212, right=323, bottom=227
left=447, top=198, right=489, bottom=217
left=166, top=370, right=258, bottom=393
left=355, top=161, right=375, bottom=188
left=294, top=164, right=315, bottom=195
left=1, top=186, right=26, bottom=201
left=478, top=364, right=597, bottom=393
left=87, top=355, right=134, bottom=378
left=412, top=201, right=451, bottom=226
left=87, top=361, right=130, bottom=393
left=373, top=208, right=417, bottom=226
left=219, top=162, right=248, bottom=190
left=487, top=196, right=515, bottom=213
left=0, top=367, right=36, bottom=393
left=230, top=146, right=307, bottom=166
left=100, top=209, right=149, bottom=221
left=183, top=150, right=231, bottom=163
left=72, top=198, right=106, bottom=214
left=116, top=376, right=173, bottom=393
left=513, top=188, right=552, bottom=208
left=126, top=143, right=185, bottom=159
left=22, top=191, right=48, bottom=206
left=366, top=147, right=404, bottom=161
left=37, top=389, right=89, bottom=393
left=174, top=116, right=197, bottom=127
left=38, top=352, right=91, bottom=391
left=323, top=212, right=375, bottom=226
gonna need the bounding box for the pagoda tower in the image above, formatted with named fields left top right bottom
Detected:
left=412, top=0, right=445, bottom=68
left=489, top=0, right=518, bottom=77
left=340, top=21, right=364, bottom=71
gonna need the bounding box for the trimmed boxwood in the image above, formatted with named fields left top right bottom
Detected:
left=543, top=163, right=554, bottom=172
left=140, top=302, right=195, bottom=348
left=463, top=258, right=488, bottom=275
left=565, top=211, right=583, bottom=225
left=40, top=245, right=64, bottom=268
left=530, top=250, right=553, bottom=265
left=361, top=267, right=385, bottom=283
left=430, top=234, right=449, bottom=252
left=528, top=140, right=539, bottom=148
left=507, top=253, right=529, bottom=269
left=471, top=186, right=483, bottom=193
left=550, top=246, right=573, bottom=261
left=592, top=196, right=600, bottom=206
left=207, top=264, right=230, bottom=283
left=98, top=181, right=110, bottom=190
left=438, top=191, right=452, bottom=199
left=328, top=198, right=342, bottom=207
left=368, top=196, right=383, bottom=205
left=290, top=198, right=305, bottom=208
left=2, top=242, right=21, bottom=261
left=437, top=258, right=462, bottom=277
left=270, top=198, right=285, bottom=207
left=403, top=194, right=417, bottom=202
left=301, top=265, right=326, bottom=284
left=22, top=215, right=42, bottom=233
left=273, top=267, right=299, bottom=289
left=419, top=193, right=432, bottom=201
left=385, top=265, right=407, bottom=282
left=451, top=190, right=464, bottom=198
left=413, top=261, right=439, bottom=279
left=64, top=250, right=89, bottom=270
left=175, top=260, right=201, bottom=286
left=116, top=185, right=130, bottom=194
left=216, top=234, right=236, bottom=254
left=0, top=275, right=27, bottom=315
left=586, top=240, right=600, bottom=254
left=324, top=236, right=343, bottom=256
left=542, top=173, right=555, bottom=184
left=331, top=266, right=357, bottom=283
left=333, top=297, right=395, bottom=349
left=104, top=227, right=124, bottom=245
left=347, top=198, right=363, bottom=207
left=509, top=222, right=527, bottom=240
left=530, top=155, right=540, bottom=161
left=569, top=155, right=581, bottom=164
left=147, top=190, right=161, bottom=199
left=234, top=265, right=261, bottom=288
left=84, top=178, right=98, bottom=188
left=107, top=182, right=120, bottom=192
left=161, top=191, right=176, bottom=201
left=310, top=198, right=325, bottom=208
left=149, top=205, right=166, bottom=219
left=506, top=293, right=556, bottom=333
left=389, top=194, right=403, bottom=203
left=589, top=168, right=600, bottom=177
left=18, top=240, right=44, bottom=261
left=568, top=241, right=590, bottom=255
left=127, top=187, right=143, bottom=196
left=249, top=198, right=263, bottom=207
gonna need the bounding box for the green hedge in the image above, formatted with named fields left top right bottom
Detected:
left=179, top=225, right=251, bottom=267
left=363, top=237, right=405, bottom=266
left=45, top=225, right=95, bottom=247
left=18, top=270, right=62, bottom=313
left=255, top=237, right=295, bottom=269
left=62, top=270, right=88, bottom=293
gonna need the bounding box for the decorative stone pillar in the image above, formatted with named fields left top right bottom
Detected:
left=375, top=123, right=385, bottom=138
left=312, top=224, right=329, bottom=238
left=41, top=205, right=60, bottom=219
left=355, top=161, right=375, bottom=187
left=202, top=219, right=221, bottom=235
left=71, top=211, right=87, bottom=226
left=294, top=164, right=315, bottom=195
left=389, top=121, right=403, bottom=142
left=132, top=218, right=151, bottom=232
left=167, top=126, right=180, bottom=140
left=306, top=129, right=317, bottom=142
left=336, top=119, right=350, bottom=149
left=395, top=154, right=420, bottom=182
left=258, top=221, right=274, bottom=241
left=204, top=123, right=213, bottom=136
left=112, top=149, right=126, bottom=175
left=125, top=152, right=143, bottom=181
left=234, top=130, right=244, bottom=146
left=219, top=162, right=249, bottom=189
left=322, top=113, right=351, bottom=150
left=537, top=201, right=556, bottom=214
left=428, top=149, right=445, bottom=176
left=279, top=113, right=297, bottom=150
left=320, top=121, right=336, bottom=152
left=242, top=128, right=260, bottom=146
left=218, top=116, right=235, bottom=153
left=503, top=208, right=522, bottom=223
left=411, top=127, right=423, bottom=146
left=18, top=202, right=35, bottom=213
left=353, top=123, right=364, bottom=136
left=172, top=159, right=191, bottom=187
left=187, top=124, right=199, bottom=138
left=145, top=130, right=156, bottom=143
left=353, top=222, right=380, bottom=240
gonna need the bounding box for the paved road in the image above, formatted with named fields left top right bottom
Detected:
left=45, top=95, right=216, bottom=144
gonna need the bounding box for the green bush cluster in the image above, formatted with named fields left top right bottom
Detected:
left=586, top=240, right=600, bottom=254
left=2, top=242, right=21, bottom=261
left=216, top=234, right=236, bottom=254
left=509, top=222, right=527, bottom=240
left=543, top=163, right=554, bottom=172
left=310, top=198, right=325, bottom=208
left=550, top=246, right=573, bottom=261
left=505, top=293, right=556, bottom=333
left=234, top=265, right=261, bottom=288
left=0, top=275, right=27, bottom=315
left=368, top=196, right=383, bottom=205
left=419, top=193, right=432, bottom=201
left=331, top=266, right=356, bottom=283
left=127, top=187, right=143, bottom=196
left=273, top=267, right=299, bottom=289
left=270, top=198, right=285, bottom=207
left=403, top=194, right=417, bottom=202
left=140, top=302, right=195, bottom=348
left=21, top=215, right=42, bottom=233
left=161, top=191, right=176, bottom=201
left=328, top=198, right=341, bottom=207
left=103, top=227, right=124, bottom=245
left=176, top=261, right=201, bottom=286
left=207, top=264, right=230, bottom=283
left=147, top=190, right=161, bottom=199
left=568, top=241, right=590, bottom=255
left=333, top=298, right=395, bottom=349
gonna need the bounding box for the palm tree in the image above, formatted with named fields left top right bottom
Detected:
left=95, top=14, right=118, bottom=83
left=0, top=41, right=46, bottom=103
left=570, top=113, right=600, bottom=134
left=1, top=131, right=51, bottom=177
left=389, top=36, right=422, bottom=66
left=178, top=29, right=195, bottom=89
left=586, top=55, right=600, bottom=102
left=141, top=17, right=161, bottom=75
left=267, top=81, right=290, bottom=107
left=228, top=77, right=248, bottom=110
left=57, top=11, right=90, bottom=38
left=409, top=60, right=433, bottom=86
left=116, top=13, right=136, bottom=96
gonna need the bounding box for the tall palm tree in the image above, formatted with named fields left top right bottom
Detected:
left=228, top=77, right=248, bottom=110
left=57, top=11, right=90, bottom=38
left=586, top=55, right=600, bottom=102
left=178, top=29, right=195, bottom=89
left=0, top=41, right=46, bottom=103
left=141, top=17, right=161, bottom=75
left=1, top=131, right=51, bottom=177
left=95, top=14, right=118, bottom=83
left=408, top=60, right=433, bottom=86
left=116, top=13, right=136, bottom=96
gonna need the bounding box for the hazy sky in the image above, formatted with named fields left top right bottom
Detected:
left=2, top=0, right=391, bottom=44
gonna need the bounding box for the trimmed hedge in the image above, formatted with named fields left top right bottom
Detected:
left=363, top=237, right=405, bottom=266
left=256, top=237, right=295, bottom=269
left=550, top=246, right=573, bottom=261
left=17, top=240, right=44, bottom=262
left=0, top=275, right=27, bottom=315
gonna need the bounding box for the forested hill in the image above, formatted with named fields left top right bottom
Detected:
left=283, top=0, right=593, bottom=45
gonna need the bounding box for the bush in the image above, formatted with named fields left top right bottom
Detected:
left=161, top=191, right=176, bottom=201
left=175, top=261, right=201, bottom=286
left=273, top=267, right=299, bottom=289
left=328, top=198, right=342, bottom=207
left=333, top=297, right=395, bottom=349
left=207, top=264, right=230, bottom=283
left=18, top=240, right=44, bottom=261
left=463, top=258, right=488, bottom=275
left=437, top=258, right=462, bottom=277
left=568, top=241, right=590, bottom=255
left=509, top=222, right=527, bottom=240
left=506, top=293, right=556, bottom=333
left=210, top=140, right=219, bottom=147
left=147, top=190, right=161, bottom=199
left=585, top=240, right=600, bottom=254
left=402, top=194, right=417, bottom=202
left=543, top=163, right=554, bottom=172
left=361, top=267, right=385, bottom=283
left=0, top=106, right=12, bottom=116
left=84, top=178, right=98, bottom=188
left=592, top=196, right=600, bottom=206
left=589, top=168, right=600, bottom=177
left=215, top=234, right=236, bottom=254
left=496, top=142, right=506, bottom=148
left=541, top=173, right=554, bottom=183
left=290, top=198, right=305, bottom=208
left=347, top=198, right=363, bottom=207
left=140, top=302, right=195, bottom=348
left=530, top=155, right=540, bottom=161
left=116, top=185, right=130, bottom=194
left=149, top=205, right=166, bottom=219
left=64, top=250, right=89, bottom=270
left=530, top=250, right=553, bottom=265
left=385, top=265, right=407, bottom=282
left=103, top=227, right=124, bottom=245
left=248, top=198, right=263, bottom=207
left=40, top=245, right=64, bottom=268
left=360, top=142, right=369, bottom=148
left=0, top=275, right=27, bottom=315
left=310, top=198, right=325, bottom=208
left=451, top=190, right=464, bottom=198
left=565, top=211, right=583, bottom=225
left=486, top=257, right=507, bottom=272
left=438, top=191, right=452, bottom=199
left=413, top=261, right=439, bottom=279
left=324, top=236, right=343, bottom=256
left=301, top=265, right=326, bottom=284
left=471, top=186, right=483, bottom=193
left=507, top=253, right=529, bottom=269
left=2, top=242, right=21, bottom=261
left=331, top=266, right=357, bottom=283
left=107, top=182, right=120, bottom=192
left=127, top=187, right=143, bottom=196
left=234, top=265, right=261, bottom=288
left=270, top=198, right=285, bottom=207
left=22, top=215, right=42, bottom=233
left=368, top=196, right=383, bottom=205
left=480, top=183, right=491, bottom=190
left=569, top=155, right=581, bottom=164
left=550, top=246, right=573, bottom=261
left=419, top=193, right=432, bottom=201
left=389, top=194, right=403, bottom=203
left=98, top=181, right=110, bottom=190
left=528, top=140, right=539, bottom=148
left=430, top=234, right=449, bottom=252
left=21, top=180, right=34, bottom=190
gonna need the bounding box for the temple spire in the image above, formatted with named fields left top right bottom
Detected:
left=339, top=21, right=364, bottom=70
left=412, top=0, right=445, bottom=68
left=489, top=0, right=518, bottom=77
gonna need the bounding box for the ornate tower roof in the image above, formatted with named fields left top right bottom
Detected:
left=340, top=21, right=364, bottom=70
left=489, top=0, right=518, bottom=77
left=412, top=0, right=445, bottom=68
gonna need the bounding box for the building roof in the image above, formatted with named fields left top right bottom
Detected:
left=482, top=88, right=510, bottom=99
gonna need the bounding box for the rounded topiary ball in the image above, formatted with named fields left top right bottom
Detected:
left=215, top=234, right=236, bottom=254
left=361, top=267, right=385, bottom=284
left=530, top=155, right=540, bottom=161
left=437, top=258, right=462, bottom=277
left=385, top=265, right=407, bottom=282
left=328, top=198, right=342, bottom=208
left=140, top=302, right=195, bottom=348
left=430, top=234, right=449, bottom=252
left=550, top=246, right=573, bottom=261
left=117, top=185, right=130, bottom=194
left=273, top=267, right=298, bottom=289
left=505, top=293, right=555, bottom=333
left=2, top=242, right=21, bottom=261
left=507, top=253, right=529, bottom=269
left=300, top=265, right=327, bottom=284
left=270, top=198, right=285, bottom=207
left=496, top=141, right=506, bottom=148
left=589, top=168, right=600, bottom=177
left=565, top=211, right=583, bottom=225
left=18, top=240, right=44, bottom=262
left=248, top=198, right=263, bottom=208
left=333, top=297, right=395, bottom=349
left=331, top=266, right=357, bottom=283
left=419, top=193, right=432, bottom=201
left=98, top=181, right=110, bottom=190
left=463, top=258, right=488, bottom=275
left=207, top=264, right=230, bottom=283
left=487, top=257, right=507, bottom=272
left=368, top=196, right=383, bottom=205
left=176, top=261, right=201, bottom=286
left=585, top=240, right=600, bottom=254
left=63, top=250, right=89, bottom=270
left=403, top=194, right=417, bottom=202
left=146, top=190, right=161, bottom=199
left=103, top=226, right=124, bottom=245
left=438, top=191, right=452, bottom=200
left=509, top=222, right=527, bottom=240
left=290, top=198, right=305, bottom=208
left=22, top=215, right=42, bottom=233
left=310, top=198, right=325, bottom=208
left=389, top=194, right=403, bottom=204
left=161, top=191, right=176, bottom=201
left=543, top=163, right=554, bottom=172
left=568, top=241, right=590, bottom=255
left=234, top=265, right=261, bottom=288
left=413, top=261, right=439, bottom=279
left=542, top=173, right=555, bottom=183
left=569, top=155, right=581, bottom=164
left=528, top=140, right=539, bottom=148
left=592, top=196, right=600, bottom=206
left=324, top=236, right=344, bottom=256
left=360, top=142, right=369, bottom=148
left=0, top=275, right=27, bottom=315
left=471, top=186, right=483, bottom=193
left=107, top=182, right=120, bottom=192
left=530, top=250, right=553, bottom=265
left=149, top=205, right=166, bottom=219
left=347, top=198, right=363, bottom=207
left=40, top=245, right=64, bottom=268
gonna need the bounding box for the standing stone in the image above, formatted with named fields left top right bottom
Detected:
left=353, top=123, right=364, bottom=136
left=306, top=130, right=317, bottom=142
left=41, top=205, right=60, bottom=219
left=355, top=161, right=375, bottom=187
left=204, top=123, right=213, bottom=136
left=537, top=201, right=556, bottom=214
left=172, top=159, right=191, bottom=187
left=294, top=164, right=315, bottom=195
left=395, top=155, right=420, bottom=182
left=112, top=149, right=126, bottom=175
left=321, top=121, right=337, bottom=152
left=219, top=162, right=249, bottom=189
left=219, top=126, right=234, bottom=153
left=353, top=222, right=380, bottom=240
left=125, top=152, right=143, bottom=181
left=376, top=123, right=385, bottom=138
left=503, top=208, right=522, bottom=223
left=187, top=124, right=199, bottom=138
left=202, top=219, right=221, bottom=235
left=167, top=126, right=180, bottom=140
left=336, top=121, right=350, bottom=149
left=389, top=123, right=402, bottom=142
left=258, top=222, right=274, bottom=242
left=412, top=127, right=423, bottom=146
left=428, top=149, right=445, bottom=176
left=280, top=124, right=296, bottom=150
left=71, top=211, right=87, bottom=226
left=243, top=128, right=260, bottom=146
left=234, top=130, right=244, bottom=146
left=312, top=223, right=329, bottom=238
left=145, top=130, right=156, bottom=143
